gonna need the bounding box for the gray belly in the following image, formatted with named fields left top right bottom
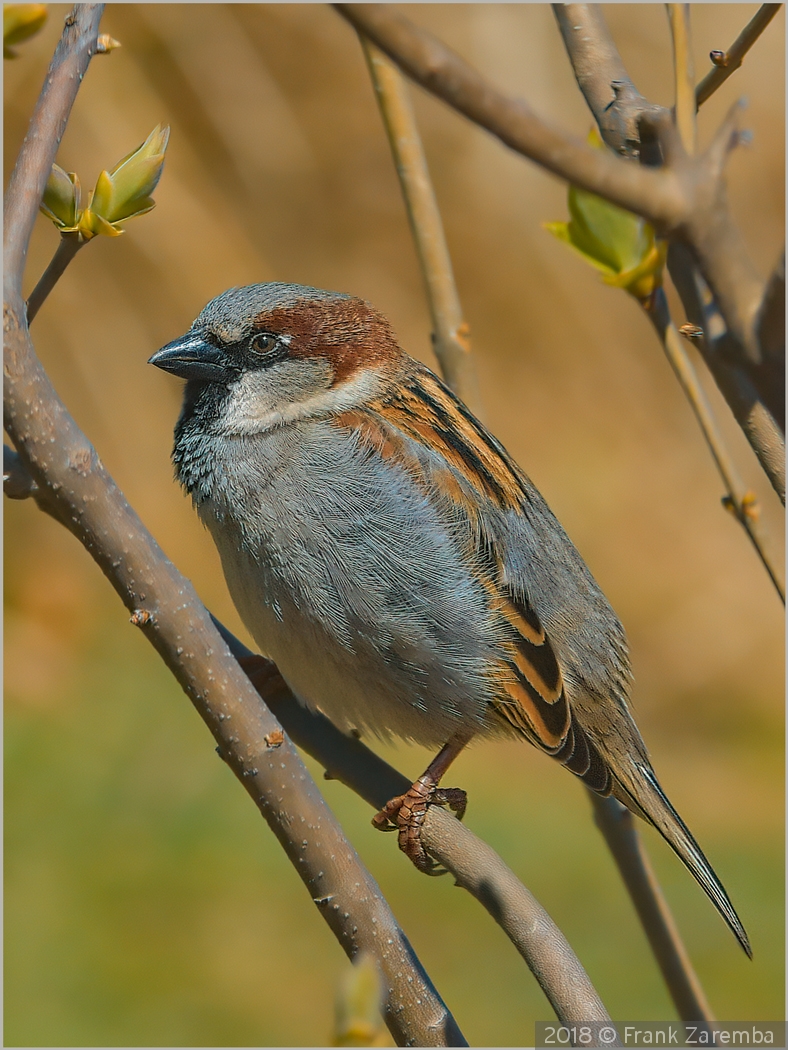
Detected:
left=197, top=421, right=500, bottom=746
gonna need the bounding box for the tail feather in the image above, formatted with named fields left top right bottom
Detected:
left=612, top=760, right=751, bottom=958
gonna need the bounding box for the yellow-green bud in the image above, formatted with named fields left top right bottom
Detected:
left=544, top=129, right=666, bottom=303
left=88, top=123, right=170, bottom=229
left=40, top=165, right=81, bottom=229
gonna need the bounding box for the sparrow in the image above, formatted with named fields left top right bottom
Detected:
left=150, top=281, right=750, bottom=956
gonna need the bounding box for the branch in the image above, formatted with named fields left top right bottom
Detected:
left=645, top=291, right=784, bottom=602
left=334, top=5, right=775, bottom=479
left=695, top=4, right=783, bottom=109
left=360, top=37, right=483, bottom=417
left=26, top=235, right=85, bottom=323
left=668, top=243, right=785, bottom=503
left=4, top=437, right=616, bottom=1031
left=3, top=5, right=104, bottom=299
left=590, top=795, right=715, bottom=1025
left=551, top=4, right=657, bottom=160
left=334, top=4, right=688, bottom=230
left=667, top=4, right=696, bottom=155
left=3, top=14, right=465, bottom=1048
left=215, top=628, right=616, bottom=1028
left=549, top=3, right=783, bottom=495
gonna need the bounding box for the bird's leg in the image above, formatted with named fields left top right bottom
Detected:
left=372, top=730, right=474, bottom=874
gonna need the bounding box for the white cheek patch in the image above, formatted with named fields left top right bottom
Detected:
left=219, top=357, right=387, bottom=434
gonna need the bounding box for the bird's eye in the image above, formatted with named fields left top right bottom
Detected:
left=250, top=332, right=279, bottom=355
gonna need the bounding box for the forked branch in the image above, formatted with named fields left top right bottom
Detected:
left=334, top=4, right=782, bottom=501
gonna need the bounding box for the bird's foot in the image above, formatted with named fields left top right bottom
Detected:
left=372, top=774, right=467, bottom=875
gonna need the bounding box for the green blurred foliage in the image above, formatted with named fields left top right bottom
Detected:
left=4, top=4, right=784, bottom=1045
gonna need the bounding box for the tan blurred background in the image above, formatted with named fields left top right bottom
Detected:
left=4, top=4, right=784, bottom=1046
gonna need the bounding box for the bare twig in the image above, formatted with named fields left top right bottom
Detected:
left=333, top=5, right=777, bottom=494
left=645, top=291, right=784, bottom=602
left=26, top=235, right=85, bottom=323
left=216, top=629, right=616, bottom=1029
left=3, top=12, right=467, bottom=1047
left=668, top=244, right=785, bottom=504
left=590, top=795, right=716, bottom=1025
left=667, top=4, right=696, bottom=155
left=695, top=4, right=783, bottom=109
left=360, top=37, right=483, bottom=417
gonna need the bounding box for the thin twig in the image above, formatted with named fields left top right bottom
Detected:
left=3, top=12, right=467, bottom=1047
left=667, top=4, right=696, bottom=155
left=26, top=235, right=85, bottom=323
left=668, top=243, right=785, bottom=504
left=216, top=629, right=617, bottom=1029
left=646, top=290, right=784, bottom=602
left=360, top=36, right=483, bottom=417
left=590, top=795, right=716, bottom=1026
left=695, top=4, right=783, bottom=109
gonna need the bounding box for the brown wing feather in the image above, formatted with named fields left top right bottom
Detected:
left=336, top=366, right=612, bottom=794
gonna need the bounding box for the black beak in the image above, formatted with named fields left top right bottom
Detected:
left=149, top=332, right=232, bottom=383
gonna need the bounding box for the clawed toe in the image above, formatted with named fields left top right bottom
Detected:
left=372, top=780, right=468, bottom=874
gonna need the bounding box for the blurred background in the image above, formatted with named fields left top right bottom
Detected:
left=4, top=4, right=784, bottom=1046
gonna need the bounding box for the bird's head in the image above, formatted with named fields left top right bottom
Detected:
left=149, top=282, right=404, bottom=432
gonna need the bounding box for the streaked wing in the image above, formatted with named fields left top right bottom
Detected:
left=336, top=366, right=611, bottom=794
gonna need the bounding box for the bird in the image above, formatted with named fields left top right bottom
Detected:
left=150, top=281, right=750, bottom=956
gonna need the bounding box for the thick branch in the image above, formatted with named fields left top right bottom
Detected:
left=695, top=4, right=783, bottom=109
left=3, top=5, right=104, bottom=299
left=336, top=5, right=769, bottom=406
left=3, top=13, right=465, bottom=1048
left=552, top=5, right=656, bottom=159
left=668, top=244, right=785, bottom=503
left=360, top=37, right=483, bottom=417
left=550, top=4, right=782, bottom=490
left=216, top=631, right=615, bottom=1028
left=334, top=3, right=688, bottom=231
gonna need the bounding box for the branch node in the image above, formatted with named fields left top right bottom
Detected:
left=129, top=608, right=154, bottom=627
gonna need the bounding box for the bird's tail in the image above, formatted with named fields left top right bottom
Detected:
left=611, top=759, right=751, bottom=957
